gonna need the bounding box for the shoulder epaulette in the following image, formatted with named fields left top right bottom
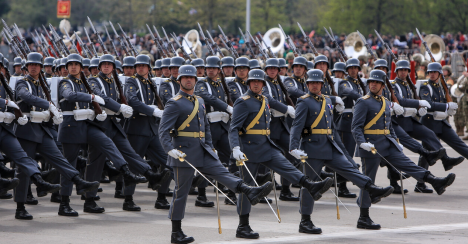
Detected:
left=362, top=95, right=370, bottom=100
left=423, top=82, right=428, bottom=86
left=63, top=77, right=70, bottom=80
left=300, top=94, right=310, bottom=99
left=323, top=95, right=330, bottom=98
left=194, top=95, right=201, bottom=98
left=164, top=79, right=171, bottom=82
left=384, top=97, right=390, bottom=101
left=173, top=95, right=182, bottom=101
left=391, top=81, right=396, bottom=85
left=93, top=75, right=98, bottom=77
left=131, top=76, right=136, bottom=79
left=241, top=95, right=250, bottom=100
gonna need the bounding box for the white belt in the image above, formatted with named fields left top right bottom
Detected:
left=427, top=111, right=447, bottom=121
left=23, top=111, right=50, bottom=123
left=402, top=108, right=417, bottom=117
left=343, top=108, right=354, bottom=113
left=0, top=112, right=14, bottom=124
left=63, top=109, right=95, bottom=121
left=0, top=111, right=5, bottom=123
left=104, top=108, right=119, bottom=116
left=270, top=109, right=285, bottom=118
left=207, top=111, right=230, bottom=123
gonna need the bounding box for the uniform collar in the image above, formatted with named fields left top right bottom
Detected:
left=25, top=75, right=40, bottom=86
left=347, top=75, right=361, bottom=84
left=266, top=75, right=279, bottom=84
left=98, top=72, right=113, bottom=84
left=235, top=76, right=247, bottom=85
left=369, top=92, right=383, bottom=101
left=429, top=79, right=440, bottom=87
left=207, top=77, right=220, bottom=87
left=293, top=75, right=305, bottom=83
left=136, top=74, right=150, bottom=84
left=68, top=74, right=83, bottom=84
left=247, top=89, right=263, bottom=101
left=395, top=77, right=407, bottom=86
left=308, top=91, right=323, bottom=101
left=178, top=90, right=196, bottom=102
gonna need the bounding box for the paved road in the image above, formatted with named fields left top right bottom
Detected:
left=1, top=140, right=467, bottom=243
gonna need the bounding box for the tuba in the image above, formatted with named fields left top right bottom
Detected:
left=183, top=29, right=202, bottom=58
left=263, top=28, right=285, bottom=57
left=344, top=32, right=367, bottom=59
left=420, top=34, right=445, bottom=61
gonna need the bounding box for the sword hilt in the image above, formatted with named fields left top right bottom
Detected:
left=300, top=156, right=308, bottom=163
left=371, top=147, right=377, bottom=155
left=236, top=154, right=248, bottom=166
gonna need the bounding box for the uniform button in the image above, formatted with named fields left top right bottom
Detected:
left=68, top=124, right=70, bottom=127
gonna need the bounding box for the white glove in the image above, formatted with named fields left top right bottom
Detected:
left=360, top=142, right=375, bottom=152
left=212, top=148, right=218, bottom=155
left=286, top=105, right=296, bottom=118
left=48, top=103, right=60, bottom=117
left=335, top=103, right=345, bottom=113
left=153, top=107, right=163, bottom=118
left=335, top=96, right=344, bottom=106
left=448, top=102, right=458, bottom=110
left=419, top=100, right=431, bottom=109
left=119, top=104, right=133, bottom=118
left=392, top=102, right=404, bottom=115
left=42, top=111, right=51, bottom=122
left=398, top=143, right=404, bottom=150
left=96, top=111, right=107, bottom=121
left=6, top=100, right=19, bottom=110
left=92, top=95, right=105, bottom=105
left=52, top=113, right=63, bottom=125
left=168, top=149, right=186, bottom=159
left=226, top=105, right=233, bottom=114
left=418, top=107, right=427, bottom=116
left=3, top=112, right=15, bottom=124
left=232, top=146, right=245, bottom=161
left=448, top=108, right=457, bottom=116
left=289, top=149, right=307, bottom=160
left=17, top=115, right=28, bottom=125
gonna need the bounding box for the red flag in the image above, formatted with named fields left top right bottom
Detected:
left=410, top=60, right=416, bottom=84
left=390, top=62, right=396, bottom=80
left=76, top=41, right=82, bottom=56
left=440, top=60, right=445, bottom=66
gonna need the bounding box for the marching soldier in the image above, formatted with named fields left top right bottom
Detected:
left=160, top=57, right=171, bottom=78
left=262, top=58, right=297, bottom=201
left=123, top=54, right=173, bottom=210
left=44, top=57, right=55, bottom=78
left=89, top=57, right=100, bottom=77
left=82, top=58, right=91, bottom=78
left=153, top=59, right=162, bottom=77
left=159, top=65, right=273, bottom=243
left=249, top=59, right=261, bottom=70
left=352, top=69, right=456, bottom=229
left=221, top=56, right=235, bottom=77
left=228, top=57, right=250, bottom=105
left=286, top=52, right=295, bottom=76
left=278, top=58, right=288, bottom=76
left=86, top=54, right=171, bottom=212
left=290, top=69, right=393, bottom=234
left=15, top=53, right=100, bottom=217
left=12, top=57, right=23, bottom=76
left=332, top=62, right=347, bottom=79
left=58, top=58, right=69, bottom=77
left=115, top=60, right=123, bottom=75
left=159, top=57, right=184, bottom=105
left=284, top=56, right=308, bottom=105
left=229, top=69, right=333, bottom=239
left=122, top=56, right=136, bottom=77
left=191, top=58, right=205, bottom=77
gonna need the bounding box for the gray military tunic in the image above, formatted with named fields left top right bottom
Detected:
left=159, top=75, right=180, bottom=105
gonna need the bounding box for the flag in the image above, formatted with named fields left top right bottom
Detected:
left=57, top=0, right=71, bottom=18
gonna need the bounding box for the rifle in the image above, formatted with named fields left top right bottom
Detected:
left=247, top=31, right=267, bottom=60
left=87, top=17, right=108, bottom=54
left=375, top=29, right=420, bottom=99
left=239, top=27, right=255, bottom=58
left=358, top=30, right=398, bottom=103
left=147, top=72, right=164, bottom=110
left=161, top=26, right=177, bottom=56
left=198, top=23, right=215, bottom=56
left=49, top=24, right=70, bottom=56
left=146, top=24, right=166, bottom=58
left=111, top=21, right=131, bottom=57
left=153, top=26, right=172, bottom=57
left=13, top=23, right=31, bottom=54
left=0, top=72, right=23, bottom=118
left=63, top=30, right=79, bottom=54
left=42, top=25, right=63, bottom=58
left=40, top=32, right=59, bottom=58
left=219, top=70, right=233, bottom=106
left=80, top=71, right=103, bottom=115
left=75, top=31, right=92, bottom=59
left=325, top=27, right=367, bottom=93
left=83, top=27, right=99, bottom=58
left=104, top=25, right=120, bottom=61
left=206, top=30, right=224, bottom=57
left=258, top=33, right=274, bottom=58
left=279, top=24, right=300, bottom=55
left=32, top=31, right=49, bottom=57
left=2, top=21, right=28, bottom=58
left=170, top=33, right=192, bottom=61
left=182, top=36, right=198, bottom=59
left=2, top=31, right=22, bottom=59
left=218, top=25, right=239, bottom=58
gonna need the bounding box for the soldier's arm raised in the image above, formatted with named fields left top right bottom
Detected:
left=284, top=77, right=306, bottom=99
left=419, top=85, right=446, bottom=112
left=15, top=80, right=50, bottom=109
left=289, top=98, right=308, bottom=150
left=88, top=78, right=120, bottom=112
left=125, top=78, right=154, bottom=116
left=261, top=87, right=288, bottom=113
left=338, top=80, right=362, bottom=101
left=194, top=81, right=230, bottom=112
left=59, top=81, right=94, bottom=103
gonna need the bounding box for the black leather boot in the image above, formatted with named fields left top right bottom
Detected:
left=15, top=203, right=33, bottom=220
left=72, top=175, right=100, bottom=195
left=0, top=177, right=19, bottom=195
left=424, top=173, right=456, bottom=195
left=83, top=198, right=105, bottom=213
left=236, top=182, right=273, bottom=206
left=300, top=176, right=333, bottom=201
left=41, top=168, right=58, bottom=183
left=123, top=196, right=141, bottom=211
left=171, top=220, right=194, bottom=243
left=195, top=188, right=214, bottom=207
left=236, top=214, right=259, bottom=239
left=120, top=165, right=141, bottom=187
left=0, top=162, right=15, bottom=178
left=279, top=185, right=299, bottom=201
left=414, top=182, right=433, bottom=193
left=357, top=208, right=380, bottom=229
left=389, top=179, right=408, bottom=194
left=418, top=147, right=445, bottom=166
left=155, top=194, right=170, bottom=209
left=105, top=161, right=122, bottom=182
left=338, top=182, right=356, bottom=198
left=255, top=172, right=272, bottom=186
left=50, top=192, right=62, bottom=203
left=224, top=189, right=237, bottom=205
left=364, top=182, right=394, bottom=204
left=30, top=173, right=61, bottom=197
left=26, top=189, right=38, bottom=205
left=298, top=214, right=322, bottom=234
left=320, top=170, right=335, bottom=180
left=144, top=168, right=171, bottom=191
left=58, top=196, right=78, bottom=216
left=441, top=154, right=464, bottom=171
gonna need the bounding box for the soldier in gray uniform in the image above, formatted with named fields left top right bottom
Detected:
left=159, top=57, right=184, bottom=105
left=352, top=69, right=456, bottom=230
left=284, top=56, right=308, bottom=105
left=153, top=59, right=162, bottom=77
left=262, top=58, right=298, bottom=201
left=15, top=53, right=100, bottom=217
left=82, top=58, right=91, bottom=78
left=290, top=69, right=393, bottom=234
left=86, top=54, right=170, bottom=212
left=160, top=58, right=171, bottom=78
left=0, top=75, right=60, bottom=220
left=57, top=54, right=155, bottom=214
left=122, top=56, right=136, bottom=77
left=228, top=57, right=250, bottom=102
left=221, top=56, right=235, bottom=77
left=230, top=69, right=333, bottom=239
left=159, top=65, right=273, bottom=244
left=12, top=57, right=23, bottom=76
left=194, top=56, right=235, bottom=207
left=44, top=57, right=55, bottom=78
left=332, top=62, right=347, bottom=79
left=419, top=63, right=468, bottom=168
left=191, top=58, right=205, bottom=77
left=124, top=54, right=173, bottom=210
left=278, top=58, right=288, bottom=76
left=89, top=57, right=100, bottom=77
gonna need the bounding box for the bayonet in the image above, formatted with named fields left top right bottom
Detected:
left=182, top=36, right=198, bottom=58
left=279, top=24, right=299, bottom=55
left=297, top=22, right=318, bottom=56
left=87, top=16, right=108, bottom=53
left=105, top=25, right=120, bottom=59
left=218, top=25, right=239, bottom=58
left=206, top=30, right=224, bottom=57
left=171, top=32, right=192, bottom=61
left=239, top=27, right=255, bottom=58
left=161, top=26, right=176, bottom=55
left=146, top=24, right=166, bottom=58
left=84, top=27, right=98, bottom=58
left=198, top=23, right=214, bottom=55
left=110, top=21, right=130, bottom=57
left=118, top=23, right=139, bottom=55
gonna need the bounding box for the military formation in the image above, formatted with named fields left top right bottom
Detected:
left=0, top=19, right=465, bottom=244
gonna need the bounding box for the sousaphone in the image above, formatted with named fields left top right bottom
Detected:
left=344, top=32, right=367, bottom=59
left=183, top=29, right=202, bottom=58
left=420, top=34, right=445, bottom=61
left=263, top=27, right=285, bottom=57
